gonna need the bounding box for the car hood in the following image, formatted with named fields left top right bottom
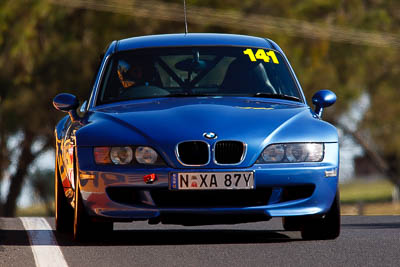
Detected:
left=77, top=97, right=338, bottom=167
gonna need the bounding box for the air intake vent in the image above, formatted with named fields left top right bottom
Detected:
left=177, top=141, right=209, bottom=165
left=215, top=141, right=245, bottom=164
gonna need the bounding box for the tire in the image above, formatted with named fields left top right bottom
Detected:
left=282, top=217, right=303, bottom=231
left=301, top=191, right=341, bottom=240
left=73, top=183, right=92, bottom=241
left=55, top=162, right=74, bottom=233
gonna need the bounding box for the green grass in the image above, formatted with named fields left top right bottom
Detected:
left=16, top=203, right=54, bottom=217
left=340, top=179, right=394, bottom=204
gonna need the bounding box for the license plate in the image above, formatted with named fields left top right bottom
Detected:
left=170, top=172, right=254, bottom=190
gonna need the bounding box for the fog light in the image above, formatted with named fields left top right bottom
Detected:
left=144, top=173, right=157, bottom=184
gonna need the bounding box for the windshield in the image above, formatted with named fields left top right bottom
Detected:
left=96, top=46, right=302, bottom=105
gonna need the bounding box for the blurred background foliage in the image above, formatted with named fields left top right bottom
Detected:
left=1, top=0, right=400, bottom=216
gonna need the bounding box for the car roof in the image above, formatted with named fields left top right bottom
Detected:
left=116, top=33, right=273, bottom=51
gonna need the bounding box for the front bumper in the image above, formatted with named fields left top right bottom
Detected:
left=78, top=163, right=338, bottom=223
left=76, top=142, right=339, bottom=224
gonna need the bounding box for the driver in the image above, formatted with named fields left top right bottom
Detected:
left=117, top=59, right=155, bottom=93
left=117, top=59, right=147, bottom=90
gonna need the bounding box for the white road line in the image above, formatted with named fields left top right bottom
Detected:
left=20, top=217, right=69, bottom=267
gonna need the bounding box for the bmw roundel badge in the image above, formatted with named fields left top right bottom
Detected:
left=203, top=132, right=217, bottom=139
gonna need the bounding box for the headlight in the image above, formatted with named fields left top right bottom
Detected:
left=110, top=146, right=133, bottom=165
left=257, top=143, right=324, bottom=163
left=135, top=146, right=158, bottom=164
left=261, top=144, right=285, bottom=162
left=94, top=146, right=164, bottom=165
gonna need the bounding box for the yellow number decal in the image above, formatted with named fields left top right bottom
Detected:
left=243, top=48, right=256, bottom=61
left=255, top=49, right=270, bottom=62
left=267, top=51, right=279, bottom=64
left=243, top=49, right=279, bottom=64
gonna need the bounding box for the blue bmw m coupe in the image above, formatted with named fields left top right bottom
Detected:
left=53, top=33, right=340, bottom=240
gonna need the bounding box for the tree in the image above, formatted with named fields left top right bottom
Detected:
left=0, top=0, right=178, bottom=216
left=30, top=169, right=55, bottom=215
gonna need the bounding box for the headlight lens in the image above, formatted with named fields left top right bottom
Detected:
left=135, top=146, right=158, bottom=164
left=110, top=146, right=133, bottom=165
left=261, top=144, right=285, bottom=162
left=257, top=143, right=324, bottom=163
left=94, top=146, right=164, bottom=165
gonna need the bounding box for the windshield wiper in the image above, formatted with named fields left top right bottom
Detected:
left=166, top=93, right=215, bottom=97
left=253, top=92, right=301, bottom=102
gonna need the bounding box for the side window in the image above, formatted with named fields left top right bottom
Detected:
left=98, top=58, right=117, bottom=102
left=88, top=53, right=106, bottom=108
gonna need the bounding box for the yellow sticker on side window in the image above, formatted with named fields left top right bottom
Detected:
left=243, top=48, right=279, bottom=64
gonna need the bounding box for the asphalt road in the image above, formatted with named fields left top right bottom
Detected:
left=1, top=216, right=399, bottom=267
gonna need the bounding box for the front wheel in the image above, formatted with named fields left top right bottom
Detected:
left=301, top=191, right=341, bottom=240
left=73, top=167, right=113, bottom=240
left=73, top=181, right=93, bottom=240
left=55, top=162, right=73, bottom=233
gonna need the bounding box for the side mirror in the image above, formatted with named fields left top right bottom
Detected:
left=53, top=93, right=79, bottom=121
left=79, top=100, right=88, bottom=113
left=312, top=90, right=336, bottom=117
